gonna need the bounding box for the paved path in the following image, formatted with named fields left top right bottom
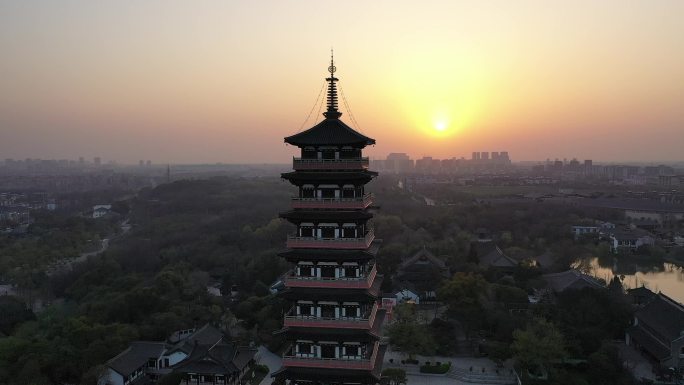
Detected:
left=384, top=350, right=517, bottom=385
left=618, top=342, right=655, bottom=381
left=256, top=346, right=281, bottom=385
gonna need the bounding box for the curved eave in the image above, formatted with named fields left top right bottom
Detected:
left=278, top=241, right=381, bottom=262
left=271, top=345, right=386, bottom=381
left=281, top=170, right=378, bottom=185
left=278, top=275, right=383, bottom=301
left=276, top=309, right=386, bottom=340
left=279, top=210, right=373, bottom=222
left=284, top=118, right=375, bottom=148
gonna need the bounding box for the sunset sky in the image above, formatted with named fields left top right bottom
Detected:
left=1, top=1, right=683, bottom=164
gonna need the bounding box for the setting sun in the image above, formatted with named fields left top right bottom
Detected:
left=435, top=121, right=447, bottom=132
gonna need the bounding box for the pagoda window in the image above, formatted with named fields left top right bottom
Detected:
left=301, top=186, right=315, bottom=198
left=321, top=149, right=336, bottom=160
left=341, top=303, right=361, bottom=318
left=302, top=148, right=317, bottom=159
left=342, top=265, right=359, bottom=277
left=342, top=343, right=362, bottom=358
left=297, top=262, right=314, bottom=277
left=320, top=226, right=336, bottom=238
left=341, top=186, right=355, bottom=198
left=320, top=188, right=336, bottom=199
left=297, top=302, right=315, bottom=317
left=295, top=341, right=314, bottom=357
left=319, top=264, right=336, bottom=278
left=341, top=224, right=357, bottom=238
left=340, top=148, right=360, bottom=159
left=320, top=343, right=337, bottom=359
left=320, top=304, right=336, bottom=318
left=299, top=226, right=314, bottom=237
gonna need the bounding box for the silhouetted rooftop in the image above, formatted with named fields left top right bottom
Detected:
left=285, top=118, right=375, bottom=147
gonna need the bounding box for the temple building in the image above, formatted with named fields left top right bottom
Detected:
left=273, top=54, right=386, bottom=385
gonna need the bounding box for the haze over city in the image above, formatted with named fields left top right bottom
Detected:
left=1, top=0, right=683, bottom=163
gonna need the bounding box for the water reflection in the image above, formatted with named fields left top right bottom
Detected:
left=574, top=256, right=684, bottom=304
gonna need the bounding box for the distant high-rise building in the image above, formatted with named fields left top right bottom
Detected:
left=472, top=152, right=478, bottom=160
left=386, top=153, right=413, bottom=174
left=94, top=157, right=101, bottom=166
left=492, top=152, right=499, bottom=160
left=79, top=157, right=84, bottom=164
left=584, top=160, right=593, bottom=175
left=481, top=152, right=489, bottom=161
left=146, top=160, right=151, bottom=166
left=139, top=160, right=144, bottom=167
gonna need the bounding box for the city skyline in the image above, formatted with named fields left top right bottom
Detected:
left=2, top=1, right=683, bottom=163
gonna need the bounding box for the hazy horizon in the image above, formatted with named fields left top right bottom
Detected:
left=2, top=1, right=683, bottom=164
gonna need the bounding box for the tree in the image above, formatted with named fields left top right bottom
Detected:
left=382, top=368, right=407, bottom=385
left=0, top=296, right=35, bottom=335
left=387, top=304, right=436, bottom=358
left=437, top=272, right=488, bottom=332
left=511, top=318, right=566, bottom=374
left=586, top=343, right=636, bottom=385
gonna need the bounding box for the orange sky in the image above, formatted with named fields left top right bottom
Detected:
left=1, top=1, right=683, bottom=163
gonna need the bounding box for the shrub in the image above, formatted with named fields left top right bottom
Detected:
left=419, top=362, right=451, bottom=374
left=254, top=364, right=270, bottom=374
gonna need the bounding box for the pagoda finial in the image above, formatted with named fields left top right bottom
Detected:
left=323, top=49, right=342, bottom=119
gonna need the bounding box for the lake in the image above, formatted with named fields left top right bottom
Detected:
left=574, top=256, right=684, bottom=304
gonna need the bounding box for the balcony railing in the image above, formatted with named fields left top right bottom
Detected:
left=282, top=342, right=379, bottom=371
left=293, top=157, right=369, bottom=170
left=283, top=303, right=378, bottom=329
left=291, top=193, right=373, bottom=209
left=284, top=264, right=377, bottom=289
left=286, top=230, right=374, bottom=249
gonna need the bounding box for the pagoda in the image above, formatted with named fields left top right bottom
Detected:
left=273, top=54, right=385, bottom=385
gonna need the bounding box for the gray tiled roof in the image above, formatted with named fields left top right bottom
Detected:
left=106, top=342, right=166, bottom=376
left=636, top=293, right=684, bottom=342
left=477, top=243, right=517, bottom=268
left=170, top=324, right=225, bottom=355
left=542, top=270, right=604, bottom=292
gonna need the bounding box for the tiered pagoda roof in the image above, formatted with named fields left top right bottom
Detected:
left=274, top=51, right=384, bottom=385
left=284, top=118, right=375, bottom=147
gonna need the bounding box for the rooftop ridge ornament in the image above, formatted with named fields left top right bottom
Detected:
left=323, top=49, right=342, bottom=119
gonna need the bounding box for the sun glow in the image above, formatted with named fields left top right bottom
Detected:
left=435, top=120, right=447, bottom=131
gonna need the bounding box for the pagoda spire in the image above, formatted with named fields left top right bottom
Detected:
left=323, top=49, right=342, bottom=119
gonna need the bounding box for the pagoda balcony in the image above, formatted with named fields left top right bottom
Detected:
left=292, top=157, right=369, bottom=170
left=283, top=303, right=379, bottom=329
left=284, top=264, right=377, bottom=289
left=291, top=193, right=373, bottom=209
left=286, top=230, right=374, bottom=249
left=282, top=342, right=380, bottom=371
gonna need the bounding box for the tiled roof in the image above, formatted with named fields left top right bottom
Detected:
left=172, top=341, right=256, bottom=375
left=627, top=326, right=671, bottom=360
left=398, top=246, right=447, bottom=270
left=106, top=342, right=166, bottom=376
left=284, top=118, right=375, bottom=147
left=542, top=270, right=604, bottom=292
left=476, top=243, right=517, bottom=268
left=281, top=170, right=377, bottom=184
left=278, top=240, right=381, bottom=261
left=636, top=293, right=684, bottom=342
left=167, top=324, right=225, bottom=355
left=279, top=210, right=372, bottom=222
